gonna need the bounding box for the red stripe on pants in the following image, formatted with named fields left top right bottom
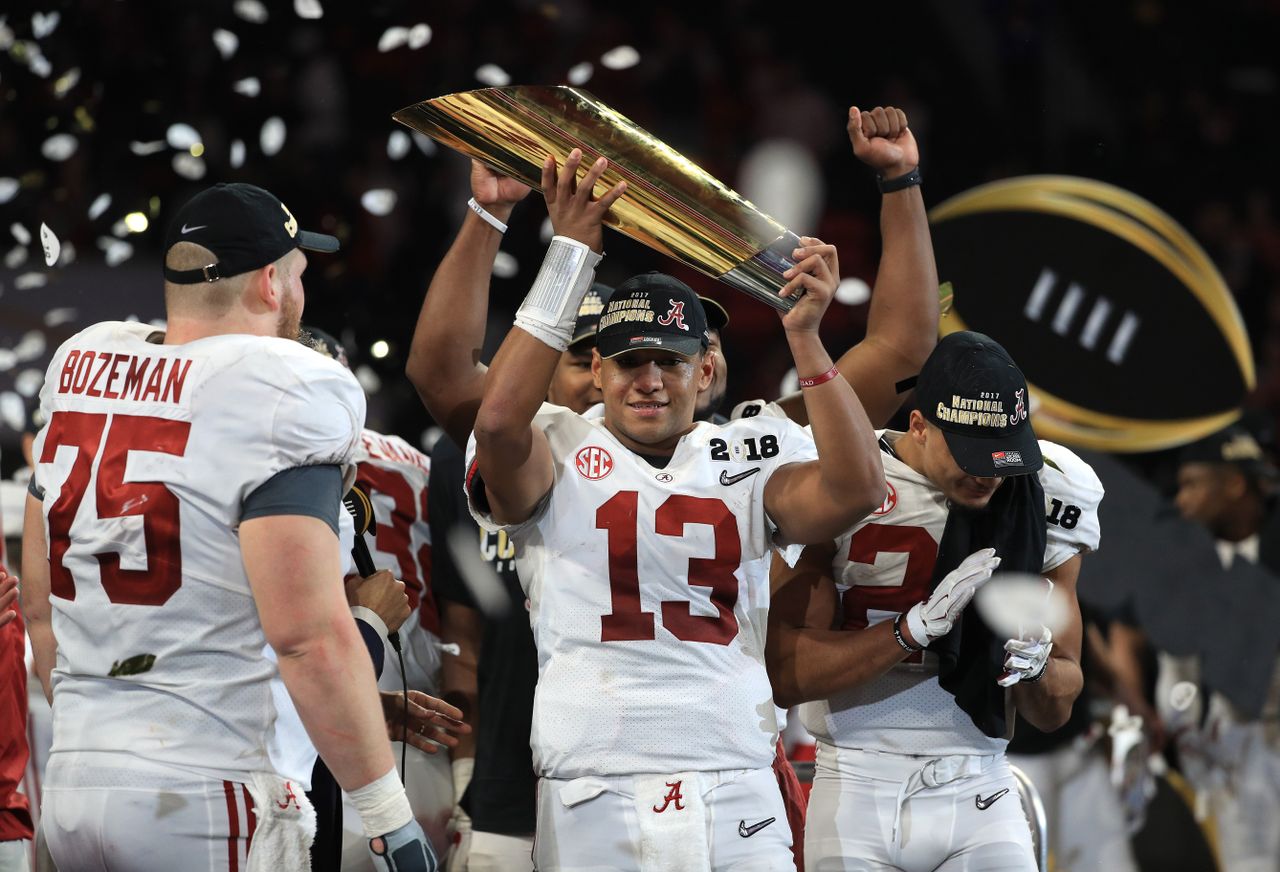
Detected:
left=242, top=786, right=257, bottom=854
left=223, top=780, right=240, bottom=872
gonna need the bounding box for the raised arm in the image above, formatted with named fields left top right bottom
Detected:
left=775, top=105, right=937, bottom=428
left=473, top=150, right=624, bottom=525
left=761, top=242, right=885, bottom=544
left=21, top=493, right=55, bottom=703
left=406, top=161, right=531, bottom=447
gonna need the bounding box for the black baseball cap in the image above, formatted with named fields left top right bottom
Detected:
left=1179, top=424, right=1275, bottom=481
left=163, top=183, right=339, bottom=284
left=595, top=272, right=709, bottom=360
left=568, top=283, right=614, bottom=348
left=915, top=331, right=1042, bottom=477
left=699, top=296, right=729, bottom=333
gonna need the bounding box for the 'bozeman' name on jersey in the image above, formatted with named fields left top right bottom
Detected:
left=801, top=431, right=1104, bottom=757
left=31, top=320, right=364, bottom=785
left=466, top=404, right=817, bottom=779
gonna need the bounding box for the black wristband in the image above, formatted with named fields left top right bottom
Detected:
left=877, top=166, right=922, bottom=194
left=1021, top=659, right=1049, bottom=683
left=893, top=612, right=925, bottom=653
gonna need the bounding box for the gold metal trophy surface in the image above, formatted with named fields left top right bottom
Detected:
left=393, top=86, right=803, bottom=311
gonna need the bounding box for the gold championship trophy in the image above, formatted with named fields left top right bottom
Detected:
left=393, top=86, right=804, bottom=311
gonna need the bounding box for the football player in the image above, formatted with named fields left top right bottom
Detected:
left=768, top=331, right=1104, bottom=871
left=20, top=183, right=453, bottom=871
left=464, top=149, right=886, bottom=870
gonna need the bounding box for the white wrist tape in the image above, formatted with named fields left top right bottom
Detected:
left=350, top=766, right=413, bottom=837
left=514, top=235, right=602, bottom=352
left=905, top=604, right=930, bottom=648
left=467, top=197, right=508, bottom=234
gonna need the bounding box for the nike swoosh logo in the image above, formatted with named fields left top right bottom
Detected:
left=975, top=788, right=1009, bottom=810
left=719, top=467, right=761, bottom=486
left=180, top=223, right=208, bottom=234
left=738, top=817, right=775, bottom=838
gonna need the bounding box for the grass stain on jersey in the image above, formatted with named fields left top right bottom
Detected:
left=108, top=653, right=156, bottom=677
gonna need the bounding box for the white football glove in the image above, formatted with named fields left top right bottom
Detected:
left=998, top=626, right=1053, bottom=687
left=904, top=548, right=1001, bottom=647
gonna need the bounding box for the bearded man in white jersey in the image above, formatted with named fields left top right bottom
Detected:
left=463, top=150, right=887, bottom=870
left=768, top=331, right=1104, bottom=871
left=20, top=183, right=445, bottom=872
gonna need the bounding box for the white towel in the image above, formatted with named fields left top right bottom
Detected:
left=634, top=773, right=710, bottom=872
left=245, top=771, right=318, bottom=872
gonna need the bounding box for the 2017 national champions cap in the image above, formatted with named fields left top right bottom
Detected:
left=163, top=182, right=339, bottom=284
left=1179, top=424, right=1276, bottom=481
left=594, top=272, right=710, bottom=359
left=915, top=331, right=1043, bottom=477
left=569, top=283, right=615, bottom=348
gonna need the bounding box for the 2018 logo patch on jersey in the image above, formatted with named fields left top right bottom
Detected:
left=575, top=446, right=614, bottom=480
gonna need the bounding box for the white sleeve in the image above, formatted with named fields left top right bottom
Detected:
left=263, top=354, right=366, bottom=496
left=462, top=402, right=565, bottom=534
left=1039, top=441, right=1104, bottom=571
left=730, top=398, right=788, bottom=421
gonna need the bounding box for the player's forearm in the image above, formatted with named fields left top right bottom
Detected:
left=440, top=601, right=480, bottom=759
left=788, top=331, right=885, bottom=533
left=863, top=186, right=938, bottom=365
left=768, top=622, right=911, bottom=708
left=406, top=211, right=505, bottom=445
left=1012, top=655, right=1083, bottom=732
left=474, top=328, right=560, bottom=450
left=276, top=621, right=398, bottom=789
left=27, top=620, right=56, bottom=704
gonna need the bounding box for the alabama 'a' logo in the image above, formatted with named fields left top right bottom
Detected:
left=278, top=781, right=301, bottom=810
left=872, top=481, right=897, bottom=516
left=657, top=299, right=688, bottom=330
left=575, top=446, right=613, bottom=480
left=652, top=780, right=685, bottom=813
left=1013, top=388, right=1028, bottom=423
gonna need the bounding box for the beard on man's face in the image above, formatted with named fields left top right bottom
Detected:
left=277, top=291, right=302, bottom=340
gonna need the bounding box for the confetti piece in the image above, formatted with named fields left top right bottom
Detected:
left=407, top=23, right=431, bottom=49
left=294, top=0, right=323, bottom=19
left=40, top=222, right=59, bottom=266
left=4, top=247, right=27, bottom=269
left=360, top=189, right=397, bottom=216
left=600, top=45, right=640, bottom=70
left=14, top=272, right=46, bottom=290
left=172, top=153, right=207, bottom=180
left=411, top=132, right=436, bottom=156
left=129, top=140, right=166, bottom=156
left=53, top=66, right=80, bottom=98
left=0, top=393, right=24, bottom=431
left=212, top=28, right=239, bottom=59
left=0, top=352, right=14, bottom=373
left=15, top=369, right=43, bottom=398
left=0, top=178, right=17, bottom=204
left=44, top=306, right=77, bottom=326
left=230, top=139, right=246, bottom=168
left=232, top=0, right=268, bottom=23
left=88, top=192, right=111, bottom=219
left=32, top=11, right=60, bottom=39
left=233, top=77, right=260, bottom=97
left=835, top=277, right=870, bottom=306
left=98, top=237, right=134, bottom=267
left=13, top=330, right=46, bottom=362
left=475, top=64, right=510, bottom=86
left=0, top=20, right=13, bottom=51
left=493, top=251, right=518, bottom=279
left=56, top=240, right=75, bottom=266
left=540, top=216, right=554, bottom=243
left=387, top=130, right=410, bottom=160
left=377, top=26, right=408, bottom=52
left=355, top=365, right=381, bottom=393
left=27, top=48, right=52, bottom=79
left=11, top=223, right=30, bottom=245
left=166, top=123, right=200, bottom=150
left=568, top=62, right=593, bottom=85
left=260, top=116, right=286, bottom=156
left=41, top=132, right=77, bottom=161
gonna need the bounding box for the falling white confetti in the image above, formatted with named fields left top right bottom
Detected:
left=31, top=11, right=60, bottom=39
left=360, top=189, right=397, bottom=216
left=419, top=426, right=442, bottom=454
left=111, top=219, right=129, bottom=237
left=212, top=28, right=238, bottom=59
left=41, top=133, right=77, bottom=161
left=0, top=351, right=14, bottom=372
left=149, top=318, right=168, bottom=330
left=11, top=223, right=30, bottom=245
left=57, top=239, right=76, bottom=266
left=260, top=117, right=286, bottom=156
left=230, top=139, right=246, bottom=168
left=27, top=47, right=52, bottom=78
left=568, top=62, right=593, bottom=85
left=98, top=237, right=134, bottom=267
left=40, top=222, right=59, bottom=266
left=377, top=27, right=408, bottom=52
left=14, top=272, right=46, bottom=290
left=540, top=216, right=554, bottom=243
left=355, top=365, right=382, bottom=394
left=172, top=153, right=207, bottom=180
left=15, top=369, right=43, bottom=398
left=43, top=306, right=77, bottom=327
left=232, top=0, right=268, bottom=23
left=233, top=77, right=260, bottom=97
left=493, top=251, right=518, bottom=279
left=4, top=247, right=27, bottom=269
left=475, top=64, right=510, bottom=87
left=294, top=0, right=323, bottom=19
left=778, top=367, right=800, bottom=397
left=53, top=66, right=80, bottom=98
left=835, top=277, right=871, bottom=306
left=0, top=393, right=25, bottom=432
left=407, top=23, right=431, bottom=49
left=166, top=123, right=200, bottom=150
left=129, top=140, right=166, bottom=156
left=0, top=178, right=17, bottom=204
left=411, top=132, right=436, bottom=156
left=88, top=192, right=111, bottom=219
left=13, top=330, right=47, bottom=362
left=600, top=45, right=640, bottom=70
left=0, top=19, right=12, bottom=51
left=387, top=130, right=410, bottom=160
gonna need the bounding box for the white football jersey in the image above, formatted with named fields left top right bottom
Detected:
left=31, top=321, right=364, bottom=784
left=466, top=404, right=817, bottom=778
left=801, top=432, right=1103, bottom=756
left=730, top=397, right=787, bottom=421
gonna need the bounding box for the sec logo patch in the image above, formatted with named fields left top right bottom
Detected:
left=575, top=446, right=614, bottom=480
left=872, top=481, right=897, bottom=516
